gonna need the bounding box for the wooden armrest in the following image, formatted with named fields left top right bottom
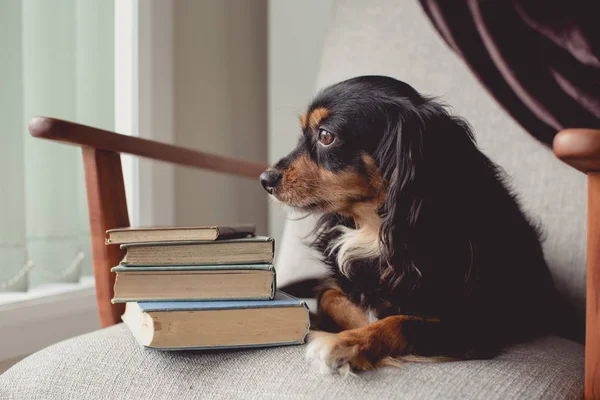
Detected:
left=28, top=116, right=269, bottom=330
left=554, top=128, right=600, bottom=398
left=29, top=116, right=267, bottom=177
left=553, top=128, right=600, bottom=173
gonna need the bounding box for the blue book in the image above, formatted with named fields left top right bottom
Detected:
left=122, top=291, right=310, bottom=350
left=110, top=264, right=276, bottom=302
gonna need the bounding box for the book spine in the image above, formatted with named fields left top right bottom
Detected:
left=270, top=264, right=277, bottom=300
left=301, top=301, right=310, bottom=343
left=216, top=224, right=256, bottom=239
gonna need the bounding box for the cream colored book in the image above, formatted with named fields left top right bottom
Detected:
left=120, top=236, right=274, bottom=266
left=105, top=224, right=255, bottom=245
left=110, top=264, right=276, bottom=302
left=121, top=291, right=310, bottom=350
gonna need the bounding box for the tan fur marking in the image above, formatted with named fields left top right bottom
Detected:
left=278, top=154, right=372, bottom=210
left=320, top=288, right=369, bottom=330
left=299, top=113, right=308, bottom=130
left=306, top=315, right=430, bottom=373
left=299, top=107, right=328, bottom=131
left=308, top=107, right=329, bottom=129
left=327, top=154, right=385, bottom=274
left=276, top=152, right=387, bottom=274
left=275, top=152, right=387, bottom=274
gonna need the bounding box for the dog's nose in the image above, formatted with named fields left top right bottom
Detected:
left=260, top=170, right=282, bottom=194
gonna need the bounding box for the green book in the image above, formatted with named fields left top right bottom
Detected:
left=111, top=264, right=276, bottom=303
left=120, top=236, right=275, bottom=266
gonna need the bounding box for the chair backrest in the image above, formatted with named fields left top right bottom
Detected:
left=275, top=0, right=587, bottom=340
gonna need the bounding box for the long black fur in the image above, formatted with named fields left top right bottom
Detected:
left=276, top=76, right=566, bottom=359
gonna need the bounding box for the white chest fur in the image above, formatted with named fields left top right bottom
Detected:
left=326, top=223, right=381, bottom=276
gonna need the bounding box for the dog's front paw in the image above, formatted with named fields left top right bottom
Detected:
left=305, top=330, right=375, bottom=376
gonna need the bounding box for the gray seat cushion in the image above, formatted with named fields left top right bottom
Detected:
left=0, top=324, right=584, bottom=399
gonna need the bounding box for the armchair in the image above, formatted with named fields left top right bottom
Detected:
left=0, top=1, right=594, bottom=399
left=9, top=122, right=595, bottom=399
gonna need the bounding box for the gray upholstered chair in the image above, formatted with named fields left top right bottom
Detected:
left=1, top=1, right=594, bottom=398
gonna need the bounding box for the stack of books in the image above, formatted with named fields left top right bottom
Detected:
left=105, top=225, right=310, bottom=350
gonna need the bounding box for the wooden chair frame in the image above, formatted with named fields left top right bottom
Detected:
left=29, top=117, right=599, bottom=398
left=554, top=128, right=600, bottom=398
left=28, top=116, right=267, bottom=326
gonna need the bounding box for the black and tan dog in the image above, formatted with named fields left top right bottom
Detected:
left=261, top=76, right=562, bottom=374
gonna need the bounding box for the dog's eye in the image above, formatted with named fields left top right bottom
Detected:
left=318, top=129, right=335, bottom=146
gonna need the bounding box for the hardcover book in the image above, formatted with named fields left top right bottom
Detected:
left=111, top=264, right=276, bottom=302
left=120, top=236, right=274, bottom=266
left=122, top=291, right=310, bottom=350
left=105, top=224, right=256, bottom=245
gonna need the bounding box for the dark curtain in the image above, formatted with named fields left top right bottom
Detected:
left=419, top=0, right=600, bottom=146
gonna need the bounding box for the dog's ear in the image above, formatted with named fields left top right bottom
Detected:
left=375, top=100, right=478, bottom=293
left=375, top=104, right=426, bottom=293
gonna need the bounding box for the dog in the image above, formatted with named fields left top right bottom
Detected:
left=260, top=75, right=561, bottom=375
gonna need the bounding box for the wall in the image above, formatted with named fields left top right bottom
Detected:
left=267, top=0, right=334, bottom=242
left=174, top=0, right=268, bottom=234
left=148, top=0, right=332, bottom=240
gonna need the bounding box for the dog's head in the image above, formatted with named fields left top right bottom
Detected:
left=263, top=74, right=475, bottom=216
left=261, top=76, right=477, bottom=278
